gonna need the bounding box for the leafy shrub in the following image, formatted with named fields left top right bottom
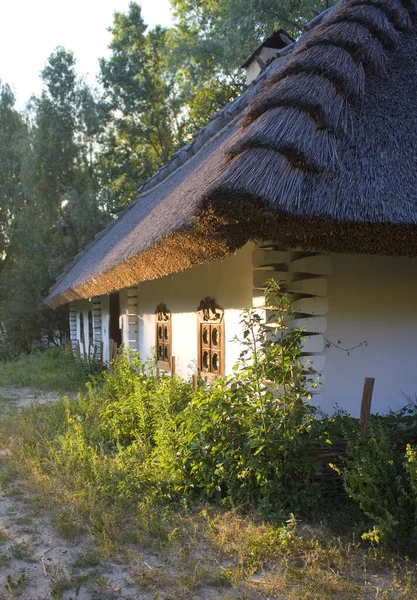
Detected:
left=172, top=280, right=328, bottom=514
left=5, top=283, right=417, bottom=555
left=338, top=406, right=417, bottom=550
left=96, top=350, right=191, bottom=448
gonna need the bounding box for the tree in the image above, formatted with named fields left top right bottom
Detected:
left=99, top=3, right=185, bottom=208
left=0, top=49, right=108, bottom=356
left=171, top=0, right=332, bottom=74
left=169, top=0, right=333, bottom=129
left=0, top=82, right=25, bottom=273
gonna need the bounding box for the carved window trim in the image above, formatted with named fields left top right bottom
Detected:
left=155, top=303, right=172, bottom=371
left=197, top=298, right=225, bottom=381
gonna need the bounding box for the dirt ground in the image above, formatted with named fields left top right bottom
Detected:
left=0, top=388, right=252, bottom=600
left=0, top=387, right=145, bottom=599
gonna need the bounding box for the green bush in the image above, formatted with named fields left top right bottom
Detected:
left=338, top=406, right=417, bottom=551
left=171, top=281, right=328, bottom=514
left=33, top=350, right=193, bottom=508
left=97, top=350, right=191, bottom=449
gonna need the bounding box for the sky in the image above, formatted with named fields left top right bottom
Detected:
left=0, top=0, right=173, bottom=109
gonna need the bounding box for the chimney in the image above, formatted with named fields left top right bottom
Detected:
left=241, top=30, right=294, bottom=85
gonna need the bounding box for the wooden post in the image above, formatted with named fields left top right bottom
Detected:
left=171, top=356, right=176, bottom=378
left=100, top=341, right=104, bottom=366
left=192, top=374, right=197, bottom=393
left=76, top=340, right=81, bottom=360
left=156, top=368, right=160, bottom=379
left=360, top=377, right=375, bottom=438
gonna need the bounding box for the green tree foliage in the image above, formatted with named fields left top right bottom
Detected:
left=0, top=49, right=108, bottom=356
left=24, top=47, right=106, bottom=240
left=170, top=0, right=333, bottom=130
left=0, top=82, right=25, bottom=272
left=99, top=3, right=185, bottom=208
left=172, top=0, right=331, bottom=70
left=0, top=0, right=332, bottom=357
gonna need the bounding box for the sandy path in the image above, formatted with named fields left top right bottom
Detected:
left=0, top=387, right=74, bottom=413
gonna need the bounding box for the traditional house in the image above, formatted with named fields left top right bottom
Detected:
left=46, top=0, right=417, bottom=416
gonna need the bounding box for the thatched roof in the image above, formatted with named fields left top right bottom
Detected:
left=47, top=0, right=417, bottom=308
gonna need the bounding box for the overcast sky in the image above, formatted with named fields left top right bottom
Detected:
left=0, top=0, right=173, bottom=108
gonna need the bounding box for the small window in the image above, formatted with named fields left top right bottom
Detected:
left=197, top=298, right=224, bottom=381
left=155, top=304, right=172, bottom=370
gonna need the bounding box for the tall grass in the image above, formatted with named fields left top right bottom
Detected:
left=0, top=347, right=99, bottom=392
left=1, top=356, right=417, bottom=598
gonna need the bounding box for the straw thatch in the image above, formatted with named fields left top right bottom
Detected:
left=47, top=0, right=417, bottom=308
left=212, top=0, right=417, bottom=221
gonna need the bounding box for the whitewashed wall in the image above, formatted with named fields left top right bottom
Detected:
left=324, top=254, right=417, bottom=416
left=70, top=246, right=417, bottom=417
left=251, top=245, right=417, bottom=417
left=138, top=243, right=254, bottom=378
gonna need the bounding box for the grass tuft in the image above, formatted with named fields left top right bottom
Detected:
left=0, top=346, right=100, bottom=392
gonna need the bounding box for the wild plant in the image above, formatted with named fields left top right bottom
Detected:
left=337, top=405, right=417, bottom=551
left=174, top=279, right=323, bottom=514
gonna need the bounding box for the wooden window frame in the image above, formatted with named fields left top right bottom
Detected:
left=155, top=303, right=172, bottom=371
left=197, top=298, right=225, bottom=382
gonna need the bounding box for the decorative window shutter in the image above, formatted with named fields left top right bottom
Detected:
left=155, top=303, right=172, bottom=371
left=197, top=298, right=225, bottom=381
left=125, top=287, right=139, bottom=351
left=69, top=302, right=77, bottom=355
left=92, top=298, right=102, bottom=360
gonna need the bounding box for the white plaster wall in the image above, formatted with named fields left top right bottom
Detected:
left=138, top=243, right=254, bottom=378
left=323, top=254, right=417, bottom=416
left=245, top=47, right=279, bottom=84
